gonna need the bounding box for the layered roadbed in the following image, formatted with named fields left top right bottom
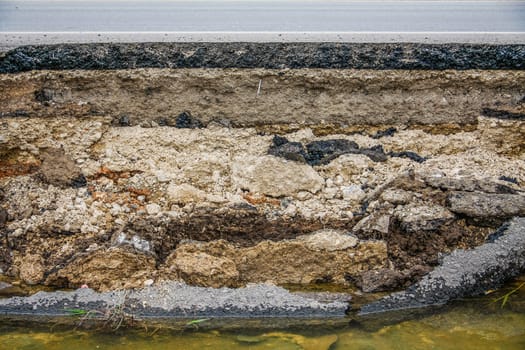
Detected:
left=0, top=41, right=524, bottom=317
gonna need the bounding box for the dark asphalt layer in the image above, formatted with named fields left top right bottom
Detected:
left=1, top=42, right=524, bottom=73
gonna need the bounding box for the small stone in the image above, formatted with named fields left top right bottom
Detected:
left=18, top=254, right=45, bottom=285
left=0, top=281, right=12, bottom=290
left=34, top=88, right=55, bottom=103
left=380, top=189, right=414, bottom=205
left=118, top=115, right=131, bottom=126
left=146, top=203, right=161, bottom=215
left=38, top=148, right=87, bottom=188
left=359, top=269, right=405, bottom=292
left=353, top=213, right=391, bottom=235
left=167, top=183, right=206, bottom=204
left=175, top=111, right=203, bottom=128
left=342, top=185, right=365, bottom=202
left=156, top=171, right=172, bottom=183
left=206, top=194, right=228, bottom=204
left=334, top=175, right=345, bottom=186
left=372, top=215, right=391, bottom=234
left=0, top=208, right=7, bottom=228
left=395, top=205, right=455, bottom=233
left=167, top=251, right=239, bottom=288
left=323, top=187, right=338, bottom=199
left=45, top=248, right=156, bottom=292
left=296, top=191, right=313, bottom=201
left=268, top=136, right=308, bottom=163
left=425, top=176, right=516, bottom=194
left=143, top=279, right=154, bottom=287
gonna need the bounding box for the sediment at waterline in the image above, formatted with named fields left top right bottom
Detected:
left=0, top=282, right=349, bottom=318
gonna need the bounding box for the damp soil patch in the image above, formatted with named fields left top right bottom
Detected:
left=121, top=208, right=356, bottom=262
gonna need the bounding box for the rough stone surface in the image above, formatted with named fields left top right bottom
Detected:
left=45, top=248, right=157, bottom=292
left=0, top=281, right=349, bottom=318
left=394, top=205, right=455, bottom=233
left=380, top=189, right=415, bottom=205
left=232, top=155, right=324, bottom=197
left=295, top=229, right=359, bottom=251
left=16, top=254, right=45, bottom=285
left=166, top=183, right=206, bottom=204
left=165, top=251, right=239, bottom=288
left=359, top=269, right=405, bottom=293
left=424, top=176, right=517, bottom=194
left=447, top=192, right=525, bottom=218
left=1, top=116, right=524, bottom=291
left=38, top=148, right=86, bottom=188
left=165, top=238, right=388, bottom=286
left=360, top=217, right=525, bottom=314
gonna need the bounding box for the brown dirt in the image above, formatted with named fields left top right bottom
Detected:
left=1, top=69, right=524, bottom=127
left=1, top=67, right=524, bottom=293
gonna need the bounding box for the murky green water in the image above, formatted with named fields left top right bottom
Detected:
left=1, top=278, right=524, bottom=350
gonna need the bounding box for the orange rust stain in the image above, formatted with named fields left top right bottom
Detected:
left=242, top=193, right=281, bottom=206
left=89, top=166, right=143, bottom=182
left=89, top=190, right=145, bottom=210
left=0, top=161, right=40, bottom=179
left=127, top=187, right=151, bottom=198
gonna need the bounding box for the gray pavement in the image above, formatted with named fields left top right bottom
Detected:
left=0, top=1, right=524, bottom=49
left=1, top=1, right=525, bottom=32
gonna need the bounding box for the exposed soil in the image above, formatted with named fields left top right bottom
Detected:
left=1, top=64, right=524, bottom=294
left=1, top=69, right=524, bottom=128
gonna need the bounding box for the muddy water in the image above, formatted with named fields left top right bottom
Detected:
left=1, top=277, right=524, bottom=350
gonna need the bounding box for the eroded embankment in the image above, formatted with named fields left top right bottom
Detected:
left=0, top=44, right=524, bottom=307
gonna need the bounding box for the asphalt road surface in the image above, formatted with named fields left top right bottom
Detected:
left=0, top=1, right=524, bottom=48
left=1, top=1, right=524, bottom=32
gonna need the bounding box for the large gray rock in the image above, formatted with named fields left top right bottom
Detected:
left=447, top=192, right=525, bottom=218
left=360, top=217, right=525, bottom=314
left=394, top=205, right=455, bottom=233
left=424, top=176, right=516, bottom=194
